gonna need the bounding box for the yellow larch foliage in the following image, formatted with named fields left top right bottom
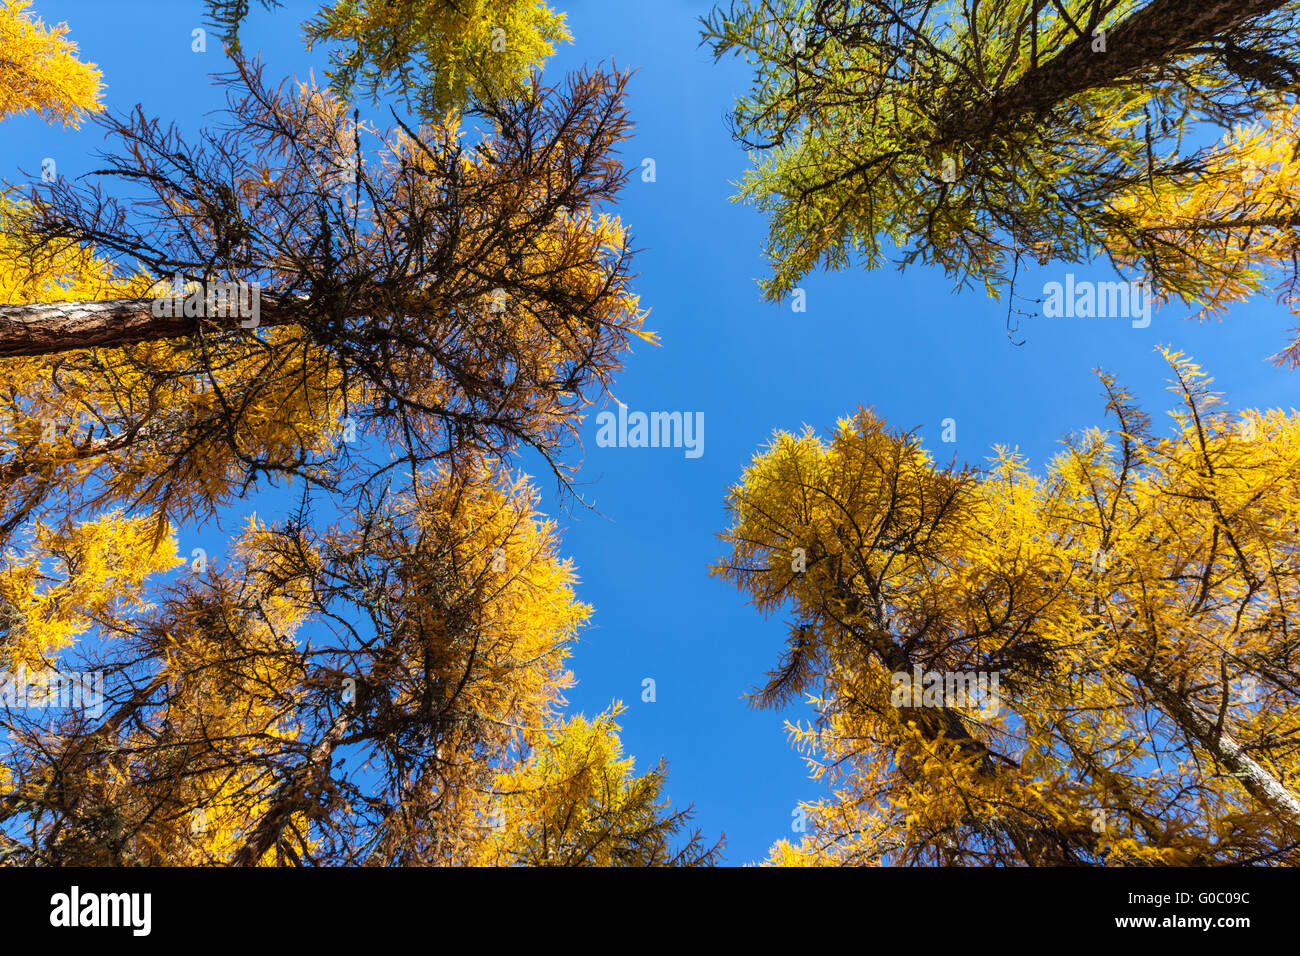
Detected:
left=0, top=323, right=345, bottom=537
left=1107, top=103, right=1300, bottom=364
left=0, top=76, right=351, bottom=534
left=1, top=67, right=645, bottom=537
left=1, top=203, right=338, bottom=537
left=264, top=462, right=594, bottom=863
left=0, top=0, right=102, bottom=126
left=375, top=114, right=654, bottom=455
left=466, top=707, right=715, bottom=866
left=303, top=0, right=571, bottom=120
left=0, top=511, right=183, bottom=669
left=99, top=551, right=313, bottom=865
left=0, top=527, right=314, bottom=865
left=0, top=193, right=151, bottom=305
left=717, top=353, right=1300, bottom=866
left=399, top=463, right=589, bottom=744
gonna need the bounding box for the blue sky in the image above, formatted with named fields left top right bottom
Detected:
left=4, top=0, right=1298, bottom=864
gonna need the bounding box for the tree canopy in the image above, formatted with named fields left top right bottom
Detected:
left=715, top=352, right=1300, bottom=865
left=703, top=0, right=1300, bottom=358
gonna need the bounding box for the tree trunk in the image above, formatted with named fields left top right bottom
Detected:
left=938, top=0, right=1290, bottom=144
left=835, top=582, right=1096, bottom=864
left=229, top=707, right=352, bottom=867
left=1141, top=674, right=1300, bottom=832
left=0, top=296, right=298, bottom=359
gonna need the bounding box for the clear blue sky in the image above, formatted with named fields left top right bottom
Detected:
left=4, top=0, right=1297, bottom=864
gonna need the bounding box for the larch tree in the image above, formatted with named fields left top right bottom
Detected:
left=714, top=351, right=1300, bottom=866
left=2, top=462, right=718, bottom=865
left=0, top=0, right=102, bottom=127
left=302, top=0, right=573, bottom=123
left=0, top=59, right=649, bottom=506
left=701, top=0, right=1300, bottom=356
left=203, top=0, right=572, bottom=122
left=466, top=711, right=723, bottom=866
left=0, top=1, right=716, bottom=866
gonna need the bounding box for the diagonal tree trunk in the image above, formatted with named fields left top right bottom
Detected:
left=833, top=582, right=1098, bottom=864
left=0, top=296, right=300, bottom=359
left=1140, top=673, right=1300, bottom=832
left=230, top=706, right=353, bottom=867
left=937, top=0, right=1291, bottom=144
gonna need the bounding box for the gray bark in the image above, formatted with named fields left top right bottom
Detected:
left=1142, top=674, right=1300, bottom=831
